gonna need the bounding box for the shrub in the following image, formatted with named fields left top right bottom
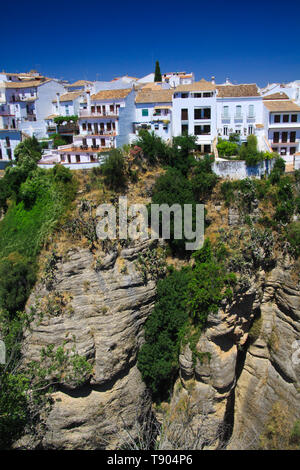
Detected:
left=286, top=222, right=300, bottom=257
left=101, top=148, right=127, bottom=190
left=191, top=155, right=218, bottom=201
left=137, top=268, right=191, bottom=401
left=217, top=138, right=239, bottom=157
left=135, top=130, right=170, bottom=166
left=170, top=135, right=197, bottom=175
left=0, top=253, right=36, bottom=316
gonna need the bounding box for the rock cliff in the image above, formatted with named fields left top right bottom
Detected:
left=19, top=240, right=158, bottom=449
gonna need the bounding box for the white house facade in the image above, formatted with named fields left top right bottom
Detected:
left=172, top=79, right=217, bottom=153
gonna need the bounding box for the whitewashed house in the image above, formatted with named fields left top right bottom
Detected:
left=172, top=79, right=217, bottom=153
left=162, top=72, right=194, bottom=87
left=216, top=84, right=264, bottom=145
left=263, top=96, right=300, bottom=162
left=132, top=88, right=173, bottom=142
left=50, top=88, right=136, bottom=166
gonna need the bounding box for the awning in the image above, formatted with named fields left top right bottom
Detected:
left=154, top=105, right=172, bottom=110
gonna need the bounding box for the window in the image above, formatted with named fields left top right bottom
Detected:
left=65, top=105, right=69, bottom=115
left=194, top=108, right=211, bottom=119
left=290, top=147, right=296, bottom=155
left=107, top=122, right=111, bottom=131
left=204, top=144, right=211, bottom=153
left=290, top=131, right=296, bottom=143
left=273, top=132, right=279, bottom=143
left=92, top=138, right=96, bottom=147
left=291, top=114, right=298, bottom=123
left=82, top=138, right=87, bottom=146
left=82, top=123, right=87, bottom=131
left=101, top=138, right=105, bottom=147
left=181, top=109, right=188, bottom=120
left=67, top=155, right=71, bottom=163
left=235, top=105, right=242, bottom=118
left=0, top=148, right=2, bottom=159
left=280, top=147, right=287, bottom=156
left=60, top=155, right=65, bottom=162
left=248, top=104, right=255, bottom=118
left=223, top=126, right=228, bottom=136
left=274, top=115, right=281, bottom=123
left=154, top=124, right=159, bottom=130
left=222, top=106, right=229, bottom=118
left=7, top=148, right=12, bottom=160
left=281, top=132, right=288, bottom=143
left=87, top=123, right=92, bottom=131
left=235, top=129, right=241, bottom=135
left=272, top=147, right=278, bottom=153
left=110, top=105, right=114, bottom=113
left=181, top=124, right=188, bottom=135
left=203, top=92, right=212, bottom=97
left=193, top=93, right=202, bottom=98
left=142, top=109, right=148, bottom=116
left=5, top=137, right=10, bottom=147
left=91, top=106, right=95, bottom=114
left=181, top=93, right=189, bottom=98
left=248, top=125, right=253, bottom=135
left=283, top=115, right=289, bottom=123
left=194, top=125, right=210, bottom=135
left=97, top=106, right=101, bottom=114
left=76, top=155, right=80, bottom=163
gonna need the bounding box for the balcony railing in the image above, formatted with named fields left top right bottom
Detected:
left=234, top=114, right=243, bottom=120
left=247, top=114, right=255, bottom=119
left=221, top=114, right=230, bottom=120
left=80, top=110, right=118, bottom=118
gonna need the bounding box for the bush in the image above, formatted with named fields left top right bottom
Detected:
left=170, top=135, right=197, bottom=175
left=101, top=148, right=127, bottom=190
left=0, top=253, right=36, bottom=316
left=217, top=138, right=239, bottom=157
left=191, top=156, right=218, bottom=201
left=135, top=130, right=170, bottom=166
left=286, top=222, right=300, bottom=257
left=137, top=268, right=191, bottom=401
left=151, top=168, right=196, bottom=255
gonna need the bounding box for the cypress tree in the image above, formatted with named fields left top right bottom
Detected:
left=154, top=61, right=162, bottom=82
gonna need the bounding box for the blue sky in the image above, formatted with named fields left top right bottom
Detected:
left=1, top=0, right=299, bottom=86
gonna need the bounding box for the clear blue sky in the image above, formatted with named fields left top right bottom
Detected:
left=2, top=0, right=299, bottom=86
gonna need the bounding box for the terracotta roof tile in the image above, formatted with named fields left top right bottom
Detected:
left=91, top=88, right=132, bottom=101
left=216, top=84, right=260, bottom=97
left=52, top=91, right=84, bottom=103
left=135, top=89, right=173, bottom=103
left=263, top=100, right=300, bottom=112
left=175, top=79, right=215, bottom=92
left=263, top=92, right=290, bottom=100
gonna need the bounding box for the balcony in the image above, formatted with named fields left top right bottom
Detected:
left=79, top=110, right=118, bottom=118
left=247, top=114, right=256, bottom=119
left=82, top=130, right=116, bottom=137
left=57, top=123, right=79, bottom=134
left=234, top=114, right=243, bottom=120
left=221, top=114, right=231, bottom=120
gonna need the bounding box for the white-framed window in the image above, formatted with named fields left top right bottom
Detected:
left=223, top=126, right=228, bottom=136
left=248, top=125, right=253, bottom=135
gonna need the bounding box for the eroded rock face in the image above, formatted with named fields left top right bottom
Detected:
left=19, top=240, right=157, bottom=449
left=170, top=262, right=300, bottom=449
left=229, top=265, right=300, bottom=449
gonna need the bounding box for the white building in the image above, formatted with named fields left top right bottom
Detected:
left=172, top=79, right=217, bottom=153
left=263, top=97, right=300, bottom=161
left=162, top=72, right=194, bottom=87
left=132, top=88, right=173, bottom=142
left=51, top=88, right=136, bottom=165
left=216, top=83, right=265, bottom=147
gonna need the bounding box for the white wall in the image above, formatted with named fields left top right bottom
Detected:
left=216, top=97, right=263, bottom=141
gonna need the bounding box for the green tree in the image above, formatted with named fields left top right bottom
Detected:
left=154, top=61, right=162, bottom=82
left=14, top=136, right=42, bottom=164
left=101, top=148, right=127, bottom=190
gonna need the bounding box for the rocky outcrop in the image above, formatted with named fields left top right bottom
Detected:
left=19, top=239, right=158, bottom=449
left=169, top=260, right=300, bottom=449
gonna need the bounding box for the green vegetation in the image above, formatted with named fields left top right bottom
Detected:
left=0, top=138, right=89, bottom=448
left=154, top=61, right=162, bottom=82
left=101, top=148, right=127, bottom=191
left=138, top=240, right=235, bottom=402
left=53, top=115, right=78, bottom=125
left=217, top=134, right=278, bottom=166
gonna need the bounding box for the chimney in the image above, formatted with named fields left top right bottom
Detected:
left=86, top=90, right=91, bottom=114
left=56, top=93, right=60, bottom=114
left=211, top=76, right=215, bottom=84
